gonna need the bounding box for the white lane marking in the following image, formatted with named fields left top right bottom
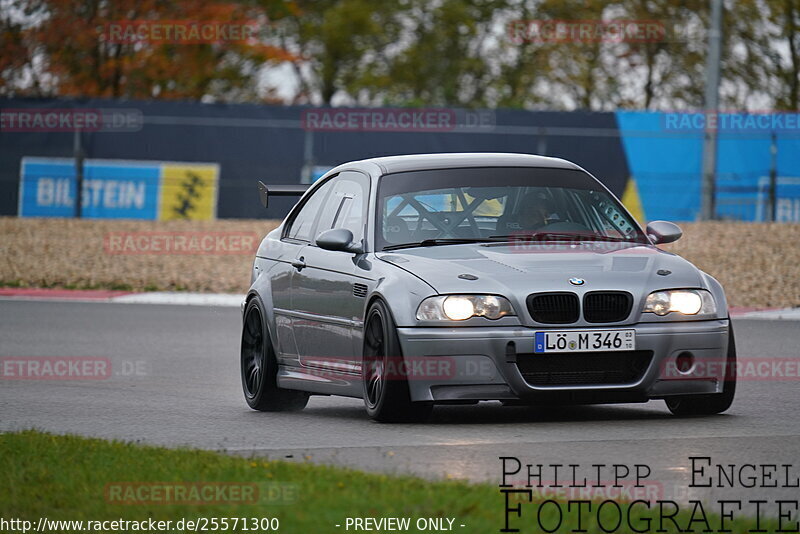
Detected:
left=110, top=292, right=243, bottom=307
left=732, top=308, right=800, bottom=321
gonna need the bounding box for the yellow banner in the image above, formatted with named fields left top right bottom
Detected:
left=159, top=164, right=218, bottom=220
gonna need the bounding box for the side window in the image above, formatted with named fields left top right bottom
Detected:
left=285, top=178, right=336, bottom=242
left=314, top=171, right=369, bottom=244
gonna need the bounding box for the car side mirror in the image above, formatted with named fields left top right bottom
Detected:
left=646, top=220, right=683, bottom=244
left=316, top=228, right=363, bottom=254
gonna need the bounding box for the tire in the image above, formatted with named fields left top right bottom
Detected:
left=362, top=300, right=433, bottom=423
left=241, top=297, right=309, bottom=412
left=665, top=322, right=736, bottom=416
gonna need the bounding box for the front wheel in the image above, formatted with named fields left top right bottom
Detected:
left=241, top=297, right=309, bottom=412
left=362, top=300, right=433, bottom=423
left=665, top=322, right=736, bottom=416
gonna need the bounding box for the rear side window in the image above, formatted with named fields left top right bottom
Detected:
left=314, top=171, right=369, bottom=244
left=285, top=179, right=335, bottom=242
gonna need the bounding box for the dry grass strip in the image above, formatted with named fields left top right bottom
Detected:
left=1, top=218, right=798, bottom=308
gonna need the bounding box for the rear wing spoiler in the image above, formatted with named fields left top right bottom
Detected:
left=257, top=182, right=310, bottom=208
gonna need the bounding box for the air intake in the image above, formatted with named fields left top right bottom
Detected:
left=526, top=292, right=579, bottom=324
left=583, top=291, right=633, bottom=323
left=352, top=283, right=368, bottom=298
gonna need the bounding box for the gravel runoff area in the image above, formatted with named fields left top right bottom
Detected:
left=0, top=218, right=798, bottom=308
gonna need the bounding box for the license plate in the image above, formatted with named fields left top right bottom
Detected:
left=534, top=329, right=635, bottom=353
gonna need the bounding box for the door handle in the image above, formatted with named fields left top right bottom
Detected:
left=291, top=257, right=306, bottom=270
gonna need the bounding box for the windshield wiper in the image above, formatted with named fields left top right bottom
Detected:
left=382, top=238, right=496, bottom=251
left=489, top=232, right=636, bottom=243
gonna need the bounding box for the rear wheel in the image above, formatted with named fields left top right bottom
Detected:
left=665, top=323, right=736, bottom=416
left=241, top=298, right=309, bottom=412
left=362, top=300, right=433, bottom=423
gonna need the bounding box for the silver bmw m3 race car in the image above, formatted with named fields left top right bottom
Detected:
left=241, top=153, right=735, bottom=422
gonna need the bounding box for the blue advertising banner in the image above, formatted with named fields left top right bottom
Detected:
left=616, top=111, right=800, bottom=222
left=19, top=158, right=160, bottom=219
left=18, top=157, right=217, bottom=220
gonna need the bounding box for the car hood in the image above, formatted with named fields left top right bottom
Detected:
left=377, top=241, right=705, bottom=297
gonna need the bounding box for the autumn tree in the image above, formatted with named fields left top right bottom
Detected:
left=0, top=0, right=294, bottom=101
left=742, top=0, right=800, bottom=110
left=274, top=0, right=406, bottom=105
left=3, top=0, right=798, bottom=111
left=374, top=0, right=506, bottom=108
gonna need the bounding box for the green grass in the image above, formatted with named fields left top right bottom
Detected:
left=0, top=431, right=786, bottom=533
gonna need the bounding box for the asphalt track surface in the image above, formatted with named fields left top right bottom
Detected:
left=1, top=300, right=798, bottom=506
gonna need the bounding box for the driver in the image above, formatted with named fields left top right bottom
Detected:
left=518, top=191, right=552, bottom=230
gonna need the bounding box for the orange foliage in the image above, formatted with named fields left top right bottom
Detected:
left=2, top=0, right=296, bottom=100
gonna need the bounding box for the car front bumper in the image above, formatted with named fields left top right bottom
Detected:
left=396, top=319, right=730, bottom=404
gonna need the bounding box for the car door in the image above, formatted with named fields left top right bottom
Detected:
left=290, top=171, right=371, bottom=375
left=274, top=177, right=337, bottom=366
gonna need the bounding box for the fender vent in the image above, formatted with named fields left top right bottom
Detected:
left=353, top=283, right=368, bottom=298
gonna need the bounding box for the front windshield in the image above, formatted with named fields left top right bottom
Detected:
left=376, top=167, right=647, bottom=251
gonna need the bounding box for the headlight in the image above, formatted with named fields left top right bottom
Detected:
left=416, top=295, right=515, bottom=321
left=643, top=289, right=716, bottom=316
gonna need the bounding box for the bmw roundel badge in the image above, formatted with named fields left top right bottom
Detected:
left=569, top=277, right=585, bottom=286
